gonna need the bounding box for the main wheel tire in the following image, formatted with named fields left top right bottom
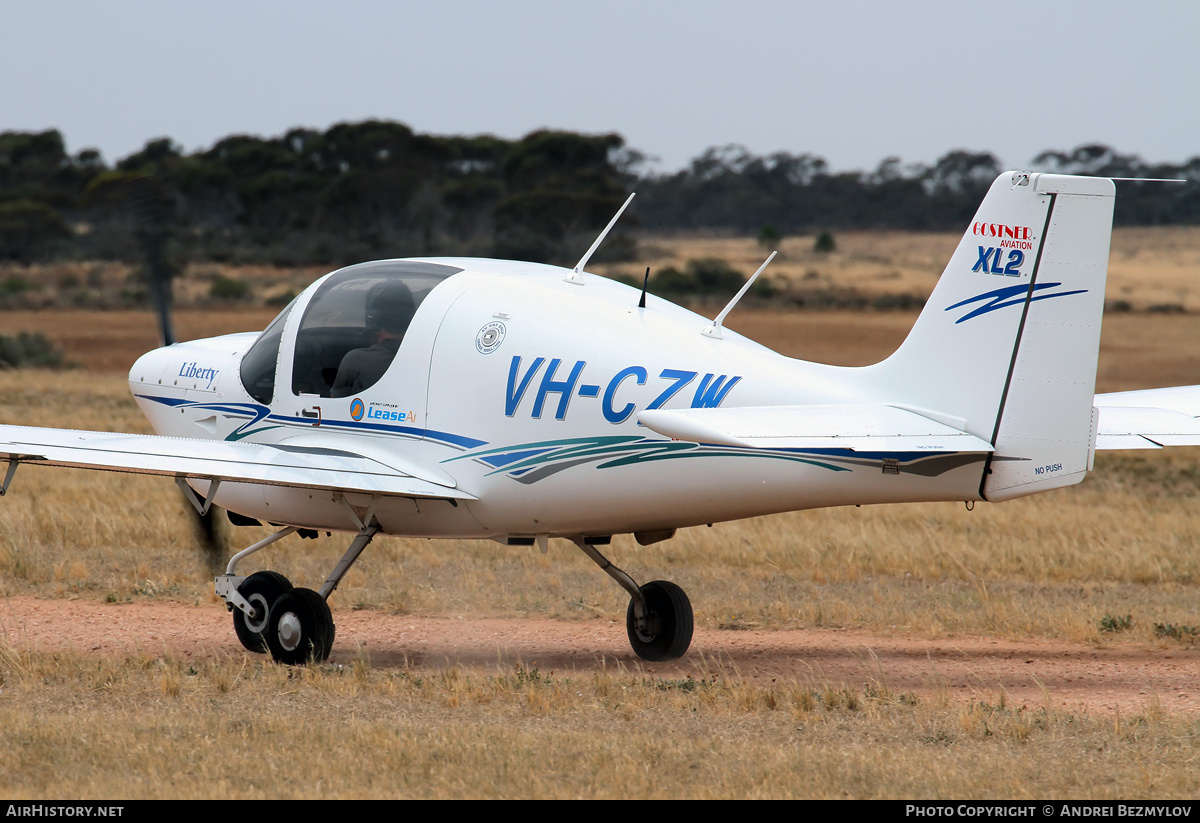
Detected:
left=626, top=580, right=693, bottom=662
left=265, top=587, right=335, bottom=665
left=232, top=571, right=293, bottom=653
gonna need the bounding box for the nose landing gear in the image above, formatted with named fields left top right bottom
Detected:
left=216, top=520, right=380, bottom=665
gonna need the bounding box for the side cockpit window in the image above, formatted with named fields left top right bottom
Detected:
left=290, top=261, right=461, bottom=399
left=239, top=297, right=296, bottom=404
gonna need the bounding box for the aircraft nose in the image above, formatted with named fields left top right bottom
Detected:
left=128, top=344, right=178, bottom=388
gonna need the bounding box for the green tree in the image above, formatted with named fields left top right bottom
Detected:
left=758, top=223, right=781, bottom=248
left=0, top=200, right=71, bottom=262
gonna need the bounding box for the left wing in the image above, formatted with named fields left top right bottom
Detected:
left=0, top=424, right=474, bottom=500
left=1093, top=386, right=1200, bottom=449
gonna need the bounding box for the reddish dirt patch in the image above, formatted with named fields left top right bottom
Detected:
left=3, top=596, right=1196, bottom=715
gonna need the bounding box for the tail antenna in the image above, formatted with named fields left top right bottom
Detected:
left=638, top=267, right=650, bottom=308
left=565, top=193, right=635, bottom=285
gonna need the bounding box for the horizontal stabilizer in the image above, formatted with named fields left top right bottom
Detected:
left=0, top=424, right=474, bottom=500
left=1094, top=386, right=1200, bottom=449
left=637, top=405, right=994, bottom=452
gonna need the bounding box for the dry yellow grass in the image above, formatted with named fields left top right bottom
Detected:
left=3, top=225, right=1198, bottom=318
left=1, top=645, right=1198, bottom=799
left=599, top=226, right=1200, bottom=312
left=1108, top=227, right=1200, bottom=311
left=612, top=230, right=958, bottom=302
left=0, top=307, right=278, bottom=374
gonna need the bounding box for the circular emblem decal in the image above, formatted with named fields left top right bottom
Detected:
left=475, top=321, right=506, bottom=355
left=349, top=398, right=365, bottom=421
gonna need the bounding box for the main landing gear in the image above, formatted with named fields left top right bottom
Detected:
left=573, top=539, right=694, bottom=662
left=215, top=520, right=380, bottom=665
left=214, top=521, right=693, bottom=665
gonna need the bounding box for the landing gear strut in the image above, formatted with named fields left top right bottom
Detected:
left=573, top=539, right=694, bottom=662
left=215, top=519, right=380, bottom=665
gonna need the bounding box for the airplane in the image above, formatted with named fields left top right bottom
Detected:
left=3, top=169, right=1199, bottom=666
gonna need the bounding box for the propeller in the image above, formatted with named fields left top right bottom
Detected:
left=125, top=174, right=227, bottom=573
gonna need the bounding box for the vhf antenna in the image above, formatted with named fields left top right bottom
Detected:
left=702, top=251, right=777, bottom=340
left=565, top=193, right=636, bottom=285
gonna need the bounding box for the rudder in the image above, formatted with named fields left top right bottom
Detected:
left=981, top=174, right=1115, bottom=501
left=863, top=171, right=1116, bottom=501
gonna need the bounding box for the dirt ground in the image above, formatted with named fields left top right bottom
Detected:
left=4, top=596, right=1196, bottom=716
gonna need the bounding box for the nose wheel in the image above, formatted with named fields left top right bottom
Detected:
left=232, top=570, right=293, bottom=653
left=265, top=588, right=336, bottom=665
left=218, top=520, right=380, bottom=665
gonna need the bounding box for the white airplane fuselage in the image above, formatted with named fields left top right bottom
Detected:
left=130, top=258, right=984, bottom=542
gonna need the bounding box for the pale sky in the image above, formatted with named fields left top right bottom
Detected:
left=2, top=0, right=1198, bottom=173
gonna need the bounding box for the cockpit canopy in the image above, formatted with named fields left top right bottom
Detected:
left=239, top=260, right=461, bottom=403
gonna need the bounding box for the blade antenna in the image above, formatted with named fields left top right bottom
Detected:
left=638, top=267, right=650, bottom=308
left=702, top=251, right=777, bottom=340
left=565, top=192, right=635, bottom=285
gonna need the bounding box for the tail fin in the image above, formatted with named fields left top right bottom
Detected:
left=865, top=171, right=1116, bottom=502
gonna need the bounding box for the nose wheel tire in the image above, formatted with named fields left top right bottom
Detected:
left=265, top=587, right=335, bottom=665
left=626, top=580, right=693, bottom=662
left=232, top=571, right=293, bottom=653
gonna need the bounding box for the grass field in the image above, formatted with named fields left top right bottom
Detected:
left=2, top=234, right=1200, bottom=798
left=5, top=226, right=1200, bottom=315
left=2, top=646, right=1198, bottom=799
left=601, top=226, right=1200, bottom=312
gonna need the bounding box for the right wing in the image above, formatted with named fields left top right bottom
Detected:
left=1093, top=386, right=1200, bottom=450
left=0, top=424, right=474, bottom=500
left=638, top=389, right=1200, bottom=455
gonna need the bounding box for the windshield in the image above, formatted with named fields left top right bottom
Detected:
left=290, top=260, right=462, bottom=398
left=238, top=296, right=298, bottom=404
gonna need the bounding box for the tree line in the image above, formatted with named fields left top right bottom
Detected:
left=0, top=123, right=631, bottom=267
left=634, top=144, right=1200, bottom=234
left=1, top=122, right=1197, bottom=266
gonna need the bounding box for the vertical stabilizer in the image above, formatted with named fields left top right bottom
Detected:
left=981, top=174, right=1114, bottom=500
left=863, top=171, right=1116, bottom=501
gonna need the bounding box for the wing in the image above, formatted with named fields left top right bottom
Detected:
left=0, top=424, right=473, bottom=500
left=639, top=391, right=1200, bottom=455
left=1093, top=386, right=1200, bottom=449
left=637, top=404, right=994, bottom=452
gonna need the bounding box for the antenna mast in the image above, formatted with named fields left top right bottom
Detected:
left=565, top=193, right=635, bottom=285
left=702, top=251, right=777, bottom=340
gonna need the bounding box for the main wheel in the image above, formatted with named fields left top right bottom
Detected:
left=626, top=580, right=693, bottom=662
left=265, top=587, right=335, bottom=665
left=232, top=571, right=293, bottom=653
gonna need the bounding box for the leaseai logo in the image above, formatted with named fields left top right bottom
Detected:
left=349, top=398, right=365, bottom=421
left=476, top=321, right=506, bottom=354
